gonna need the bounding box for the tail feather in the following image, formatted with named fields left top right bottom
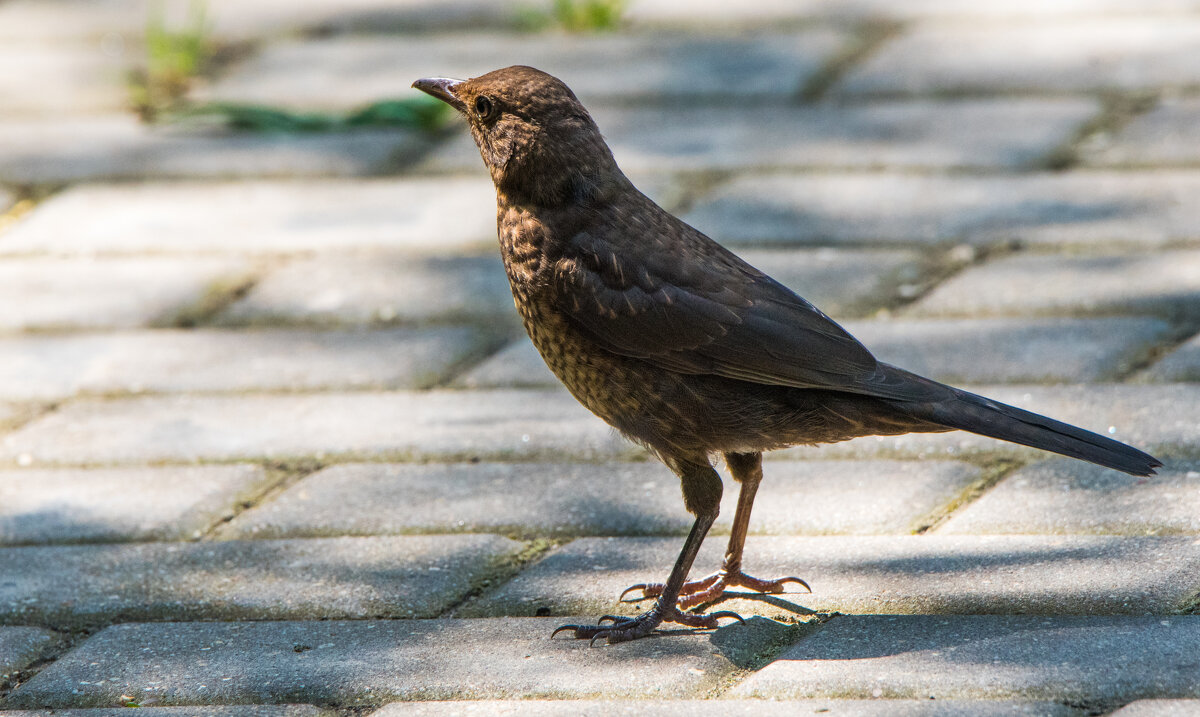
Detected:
left=925, top=389, right=1161, bottom=477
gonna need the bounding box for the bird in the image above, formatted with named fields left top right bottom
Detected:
left=413, top=65, right=1162, bottom=644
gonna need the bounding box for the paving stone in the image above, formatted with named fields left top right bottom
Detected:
left=0, top=188, right=13, bottom=215
left=0, top=42, right=128, bottom=117
left=683, top=171, right=1200, bottom=248
left=222, top=254, right=513, bottom=327
left=907, top=250, right=1200, bottom=319
left=779, top=384, right=1194, bottom=462
left=0, top=328, right=485, bottom=401
left=423, top=99, right=1100, bottom=173
left=939, top=458, right=1200, bottom=536
left=1, top=179, right=496, bottom=256
left=1085, top=97, right=1200, bottom=167
left=222, top=460, right=980, bottom=539
left=0, top=390, right=627, bottom=466
left=454, top=340, right=558, bottom=388
left=0, top=535, right=521, bottom=624
left=0, top=116, right=424, bottom=184
left=202, top=30, right=849, bottom=110
left=0, top=626, right=56, bottom=681
left=5, top=618, right=742, bottom=707
left=0, top=464, right=272, bottom=545
left=1141, top=331, right=1200, bottom=382
left=372, top=699, right=1077, bottom=716
left=0, top=707, right=326, bottom=717
left=1112, top=701, right=1200, bottom=716
left=840, top=19, right=1200, bottom=95
left=626, top=0, right=1200, bottom=23
left=733, top=615, right=1200, bottom=700
left=468, top=535, right=1200, bottom=619
left=0, top=257, right=253, bottom=331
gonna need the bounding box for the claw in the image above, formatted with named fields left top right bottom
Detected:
left=618, top=583, right=657, bottom=602
left=597, top=614, right=628, bottom=625
left=551, top=624, right=583, bottom=639
left=776, top=576, right=811, bottom=594
left=708, top=610, right=745, bottom=624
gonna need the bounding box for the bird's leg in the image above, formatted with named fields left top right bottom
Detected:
left=621, top=452, right=809, bottom=610
left=553, top=459, right=741, bottom=644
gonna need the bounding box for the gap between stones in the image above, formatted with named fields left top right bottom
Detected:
left=799, top=19, right=904, bottom=103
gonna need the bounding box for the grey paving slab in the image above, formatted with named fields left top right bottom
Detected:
left=0, top=390, right=628, bottom=465
left=0, top=626, right=56, bottom=682
left=221, top=253, right=514, bottom=327
left=0, top=535, right=521, bottom=624
left=468, top=535, right=1200, bottom=619
left=0, top=328, right=485, bottom=401
left=1, top=179, right=495, bottom=256
left=1085, top=98, right=1200, bottom=167
left=423, top=99, right=1100, bottom=173
left=907, top=250, right=1200, bottom=319
left=222, top=459, right=980, bottom=539
left=840, top=19, right=1200, bottom=96
left=849, top=317, right=1170, bottom=384
left=0, top=188, right=13, bottom=215
left=780, top=384, right=1192, bottom=462
left=1141, top=331, right=1200, bottom=382
left=0, top=464, right=272, bottom=544
left=1112, top=701, right=1200, bottom=716
left=0, top=708, right=326, bottom=717
left=372, top=699, right=1078, bottom=716
left=454, top=340, right=558, bottom=388
left=0, top=42, right=127, bottom=117
left=683, top=171, right=1200, bottom=248
left=939, top=458, right=1200, bottom=536
left=5, top=618, right=742, bottom=707
left=733, top=615, right=1200, bottom=700
left=627, top=0, right=1200, bottom=23
left=203, top=30, right=849, bottom=110
left=0, top=257, right=253, bottom=331
left=0, top=116, right=424, bottom=184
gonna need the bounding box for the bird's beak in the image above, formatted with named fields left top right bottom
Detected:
left=412, top=77, right=467, bottom=113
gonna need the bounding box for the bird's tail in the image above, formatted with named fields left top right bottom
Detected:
left=921, top=387, right=1161, bottom=477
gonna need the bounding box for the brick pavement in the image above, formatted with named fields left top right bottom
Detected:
left=1, top=1, right=1199, bottom=715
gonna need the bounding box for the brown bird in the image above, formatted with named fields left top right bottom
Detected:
left=414, top=66, right=1161, bottom=644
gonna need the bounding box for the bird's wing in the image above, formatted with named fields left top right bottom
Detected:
left=554, top=222, right=938, bottom=402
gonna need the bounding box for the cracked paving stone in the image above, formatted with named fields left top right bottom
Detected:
left=0, top=708, right=327, bottom=717
left=0, top=626, right=56, bottom=681
left=0, top=535, right=521, bottom=624
left=0, top=464, right=273, bottom=544
left=4, top=618, right=743, bottom=707
left=0, top=328, right=486, bottom=402
left=221, top=459, right=980, bottom=539
left=372, top=699, right=1077, bottom=716
left=0, top=390, right=628, bottom=466
left=0, top=179, right=496, bottom=256
left=939, top=458, right=1200, bottom=536
left=464, top=535, right=1200, bottom=619
left=733, top=615, right=1200, bottom=701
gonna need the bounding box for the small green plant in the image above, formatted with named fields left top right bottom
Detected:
left=516, top=0, right=628, bottom=32
left=127, top=0, right=212, bottom=121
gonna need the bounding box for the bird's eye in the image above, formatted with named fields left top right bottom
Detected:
left=473, top=95, right=495, bottom=119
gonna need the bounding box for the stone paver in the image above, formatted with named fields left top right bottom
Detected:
left=0, top=42, right=127, bottom=117
left=222, top=460, right=980, bottom=539
left=0, top=117, right=424, bottom=184
left=733, top=615, right=1200, bottom=700
left=627, top=0, right=1200, bottom=23
left=372, top=699, right=1077, bottom=716
left=683, top=171, right=1200, bottom=248
left=0, top=535, right=521, bottom=624
left=5, top=618, right=743, bottom=707
left=1084, top=98, right=1200, bottom=167
left=0, top=257, right=253, bottom=331
left=202, top=30, right=850, bottom=109
left=0, top=708, right=326, bottom=717
left=907, top=250, right=1200, bottom=319
left=1141, top=331, right=1200, bottom=382
left=840, top=19, right=1200, bottom=95
left=0, top=328, right=484, bottom=401
left=220, top=254, right=514, bottom=327
left=0, top=465, right=272, bottom=544
left=781, top=384, right=1194, bottom=462
left=469, top=535, right=1200, bottom=618
left=1112, top=701, right=1200, bottom=716
left=0, top=179, right=495, bottom=256
left=939, top=458, right=1200, bottom=536
left=0, top=626, right=56, bottom=683
left=422, top=99, right=1100, bottom=173
left=0, top=188, right=13, bottom=215
left=0, top=390, right=627, bottom=466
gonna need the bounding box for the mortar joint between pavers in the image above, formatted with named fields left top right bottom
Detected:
left=445, top=537, right=567, bottom=619
left=0, top=627, right=85, bottom=706
left=914, top=455, right=1027, bottom=534
left=1122, top=319, right=1200, bottom=383
left=1040, top=89, right=1160, bottom=172
left=202, top=457, right=329, bottom=541
left=798, top=18, right=904, bottom=103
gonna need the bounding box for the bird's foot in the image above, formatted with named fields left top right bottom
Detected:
left=551, top=601, right=743, bottom=645
left=620, top=569, right=809, bottom=610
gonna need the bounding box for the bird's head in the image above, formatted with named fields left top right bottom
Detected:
left=413, top=65, right=621, bottom=205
